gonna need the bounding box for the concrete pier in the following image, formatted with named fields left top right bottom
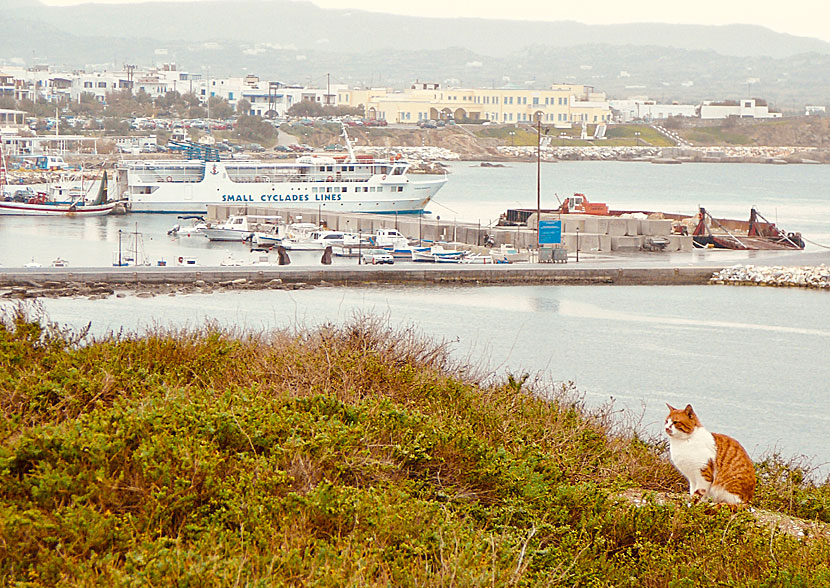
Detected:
left=208, top=206, right=693, bottom=253
left=209, top=205, right=546, bottom=251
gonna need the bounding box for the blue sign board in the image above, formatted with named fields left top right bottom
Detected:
left=539, top=220, right=562, bottom=244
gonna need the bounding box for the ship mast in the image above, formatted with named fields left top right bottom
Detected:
left=0, top=141, right=7, bottom=195
left=341, top=123, right=356, bottom=163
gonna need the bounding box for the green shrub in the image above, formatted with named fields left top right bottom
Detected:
left=0, top=309, right=827, bottom=586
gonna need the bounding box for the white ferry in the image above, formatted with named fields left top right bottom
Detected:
left=114, top=135, right=447, bottom=214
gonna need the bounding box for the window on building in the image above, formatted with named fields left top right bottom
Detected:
left=533, top=97, right=539, bottom=105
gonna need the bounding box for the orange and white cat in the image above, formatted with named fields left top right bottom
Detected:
left=664, top=403, right=755, bottom=505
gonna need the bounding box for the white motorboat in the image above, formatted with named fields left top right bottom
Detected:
left=282, top=230, right=371, bottom=251
left=168, top=215, right=208, bottom=237
left=114, top=126, right=446, bottom=214
left=199, top=214, right=282, bottom=242
left=251, top=223, right=284, bottom=248
left=371, top=228, right=410, bottom=248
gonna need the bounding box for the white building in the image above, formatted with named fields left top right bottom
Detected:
left=72, top=71, right=131, bottom=102
left=200, top=75, right=345, bottom=117
left=699, top=99, right=781, bottom=119
left=610, top=99, right=697, bottom=122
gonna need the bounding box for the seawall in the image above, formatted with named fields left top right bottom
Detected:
left=0, top=265, right=721, bottom=290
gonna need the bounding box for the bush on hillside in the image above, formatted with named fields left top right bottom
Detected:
left=0, top=307, right=827, bottom=586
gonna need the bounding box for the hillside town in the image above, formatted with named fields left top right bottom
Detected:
left=1, top=62, right=822, bottom=133
left=1, top=59, right=829, bottom=178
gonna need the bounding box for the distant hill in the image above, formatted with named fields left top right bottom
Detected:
left=2, top=0, right=830, bottom=107
left=13, top=0, right=830, bottom=58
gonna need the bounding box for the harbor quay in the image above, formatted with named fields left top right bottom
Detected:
left=207, top=205, right=540, bottom=251
left=206, top=205, right=694, bottom=253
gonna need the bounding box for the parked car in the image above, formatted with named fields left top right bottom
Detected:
left=361, top=249, right=395, bottom=265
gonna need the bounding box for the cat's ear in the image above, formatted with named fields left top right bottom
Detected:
left=666, top=403, right=677, bottom=412
left=684, top=404, right=695, bottom=418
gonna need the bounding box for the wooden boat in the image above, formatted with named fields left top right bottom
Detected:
left=692, top=207, right=805, bottom=250
left=0, top=171, right=121, bottom=216
left=411, top=246, right=466, bottom=263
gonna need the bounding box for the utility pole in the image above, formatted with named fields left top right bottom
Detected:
left=326, top=72, right=331, bottom=106
left=536, top=118, right=541, bottom=250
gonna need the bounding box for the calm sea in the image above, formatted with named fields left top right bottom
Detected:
left=2, top=161, right=829, bottom=472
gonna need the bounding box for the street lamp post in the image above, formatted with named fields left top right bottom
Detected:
left=575, top=227, right=580, bottom=262
left=536, top=118, right=541, bottom=251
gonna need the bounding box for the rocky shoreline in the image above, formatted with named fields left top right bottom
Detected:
left=711, top=265, right=830, bottom=290
left=0, top=278, right=324, bottom=301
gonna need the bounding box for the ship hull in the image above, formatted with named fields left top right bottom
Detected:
left=117, top=159, right=446, bottom=214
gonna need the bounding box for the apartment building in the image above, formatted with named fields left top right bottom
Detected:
left=202, top=75, right=346, bottom=117
left=341, top=83, right=612, bottom=125
left=699, top=99, right=781, bottom=119
left=610, top=99, right=697, bottom=122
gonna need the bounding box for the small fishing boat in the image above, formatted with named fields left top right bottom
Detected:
left=461, top=253, right=495, bottom=264
left=411, top=245, right=466, bottom=263
left=0, top=171, right=121, bottom=216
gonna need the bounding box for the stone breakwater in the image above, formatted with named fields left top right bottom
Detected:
left=711, top=265, right=830, bottom=290
left=497, top=146, right=660, bottom=161
left=0, top=278, right=318, bottom=301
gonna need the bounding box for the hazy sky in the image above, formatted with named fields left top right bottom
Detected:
left=38, top=0, right=830, bottom=42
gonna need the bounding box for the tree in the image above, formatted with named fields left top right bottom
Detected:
left=103, top=117, right=130, bottom=135
left=235, top=114, right=277, bottom=144
left=68, top=92, right=104, bottom=116
left=236, top=98, right=251, bottom=116
left=16, top=98, right=55, bottom=118
left=208, top=96, right=233, bottom=119
left=326, top=104, right=364, bottom=117
left=286, top=100, right=324, bottom=118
